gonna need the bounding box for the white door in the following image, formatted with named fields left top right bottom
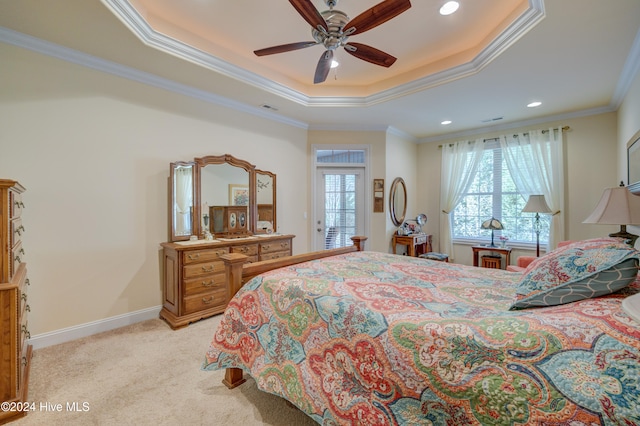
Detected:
left=315, top=168, right=365, bottom=250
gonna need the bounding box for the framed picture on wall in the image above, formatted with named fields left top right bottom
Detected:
left=229, top=184, right=249, bottom=206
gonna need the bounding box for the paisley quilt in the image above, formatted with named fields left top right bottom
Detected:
left=203, top=251, right=640, bottom=425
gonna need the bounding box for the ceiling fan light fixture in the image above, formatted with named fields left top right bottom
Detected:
left=440, top=1, right=460, bottom=16
left=331, top=59, right=340, bottom=68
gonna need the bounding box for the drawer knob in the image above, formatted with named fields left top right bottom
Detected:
left=201, top=280, right=215, bottom=287
left=202, top=296, right=215, bottom=304
left=188, top=253, right=201, bottom=260
left=263, top=244, right=270, bottom=250
left=201, top=265, right=214, bottom=273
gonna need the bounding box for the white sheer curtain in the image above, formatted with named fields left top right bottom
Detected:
left=499, top=128, right=565, bottom=250
left=439, top=139, right=484, bottom=260
left=175, top=167, right=193, bottom=236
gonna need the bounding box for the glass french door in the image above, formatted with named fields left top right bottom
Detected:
left=315, top=168, right=364, bottom=251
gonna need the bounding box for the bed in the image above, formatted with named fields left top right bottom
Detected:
left=203, top=237, right=640, bottom=425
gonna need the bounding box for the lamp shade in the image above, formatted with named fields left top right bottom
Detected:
left=522, top=195, right=552, bottom=214
left=481, top=218, right=504, bottom=230
left=583, top=186, right=640, bottom=225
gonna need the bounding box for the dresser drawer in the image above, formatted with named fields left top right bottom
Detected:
left=415, top=234, right=427, bottom=245
left=182, top=247, right=229, bottom=265
left=12, top=241, right=25, bottom=279
left=184, top=273, right=226, bottom=296
left=183, top=288, right=227, bottom=314
left=11, top=217, right=24, bottom=247
left=231, top=244, right=258, bottom=256
left=260, top=250, right=290, bottom=261
left=183, top=260, right=225, bottom=279
left=260, top=240, right=291, bottom=255
left=10, top=190, right=23, bottom=218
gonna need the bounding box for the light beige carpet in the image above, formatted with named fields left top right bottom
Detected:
left=12, top=315, right=317, bottom=425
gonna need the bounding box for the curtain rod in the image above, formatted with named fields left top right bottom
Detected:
left=438, top=126, right=571, bottom=148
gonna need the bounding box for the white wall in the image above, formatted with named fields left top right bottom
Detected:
left=618, top=64, right=640, bottom=239
left=0, top=43, right=309, bottom=336
left=385, top=132, right=418, bottom=254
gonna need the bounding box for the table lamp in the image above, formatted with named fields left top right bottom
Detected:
left=583, top=182, right=640, bottom=246
left=522, top=195, right=552, bottom=257
left=481, top=218, right=503, bottom=247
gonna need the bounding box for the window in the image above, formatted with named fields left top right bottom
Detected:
left=452, top=141, right=550, bottom=244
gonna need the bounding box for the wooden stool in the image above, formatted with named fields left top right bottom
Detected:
left=482, top=255, right=501, bottom=269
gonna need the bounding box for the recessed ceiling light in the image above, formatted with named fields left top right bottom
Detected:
left=441, top=120, right=452, bottom=125
left=527, top=101, right=542, bottom=108
left=440, top=1, right=459, bottom=15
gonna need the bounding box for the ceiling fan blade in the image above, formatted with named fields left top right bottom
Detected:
left=344, top=0, right=411, bottom=36
left=289, top=0, right=328, bottom=32
left=344, top=43, right=397, bottom=67
left=254, top=41, right=318, bottom=56
left=314, top=50, right=333, bottom=84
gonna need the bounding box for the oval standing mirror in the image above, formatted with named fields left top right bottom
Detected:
left=256, top=169, right=276, bottom=234
left=170, top=161, right=195, bottom=241
left=389, top=177, right=407, bottom=227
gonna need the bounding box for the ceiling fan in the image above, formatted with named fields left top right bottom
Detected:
left=254, top=0, right=412, bottom=84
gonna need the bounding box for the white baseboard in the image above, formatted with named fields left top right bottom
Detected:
left=28, top=306, right=162, bottom=350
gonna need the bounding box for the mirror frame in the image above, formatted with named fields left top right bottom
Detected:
left=389, top=177, right=407, bottom=227
left=169, top=161, right=196, bottom=241
left=193, top=154, right=256, bottom=238
left=255, top=169, right=276, bottom=234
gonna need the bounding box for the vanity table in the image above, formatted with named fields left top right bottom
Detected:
left=392, top=234, right=432, bottom=257
left=161, top=154, right=293, bottom=328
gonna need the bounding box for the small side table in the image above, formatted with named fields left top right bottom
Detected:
left=472, top=245, right=512, bottom=269
left=393, top=234, right=432, bottom=257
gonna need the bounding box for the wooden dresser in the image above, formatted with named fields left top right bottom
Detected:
left=0, top=179, right=32, bottom=424
left=159, top=234, right=294, bottom=329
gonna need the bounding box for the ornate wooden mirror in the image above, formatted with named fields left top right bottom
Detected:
left=169, top=161, right=196, bottom=241
left=194, top=154, right=255, bottom=238
left=256, top=169, right=276, bottom=234
left=168, top=154, right=279, bottom=241
left=389, top=177, right=407, bottom=227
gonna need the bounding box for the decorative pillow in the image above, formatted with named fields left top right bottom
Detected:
left=510, top=238, right=640, bottom=309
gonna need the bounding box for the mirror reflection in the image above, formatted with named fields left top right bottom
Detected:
left=201, top=163, right=250, bottom=233
left=171, top=162, right=194, bottom=239
left=168, top=154, right=279, bottom=241
left=256, top=170, right=276, bottom=233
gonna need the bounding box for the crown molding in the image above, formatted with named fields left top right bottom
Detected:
left=0, top=26, right=308, bottom=130
left=416, top=105, right=615, bottom=144
left=101, top=0, right=545, bottom=108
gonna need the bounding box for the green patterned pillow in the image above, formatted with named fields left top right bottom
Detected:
left=510, top=238, right=640, bottom=309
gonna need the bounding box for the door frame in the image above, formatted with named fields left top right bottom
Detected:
left=311, top=144, right=371, bottom=250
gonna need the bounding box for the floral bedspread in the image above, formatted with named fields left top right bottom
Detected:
left=203, top=251, right=640, bottom=425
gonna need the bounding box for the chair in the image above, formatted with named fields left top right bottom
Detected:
left=506, top=241, right=574, bottom=272
left=325, top=227, right=338, bottom=249
left=482, top=255, right=501, bottom=269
